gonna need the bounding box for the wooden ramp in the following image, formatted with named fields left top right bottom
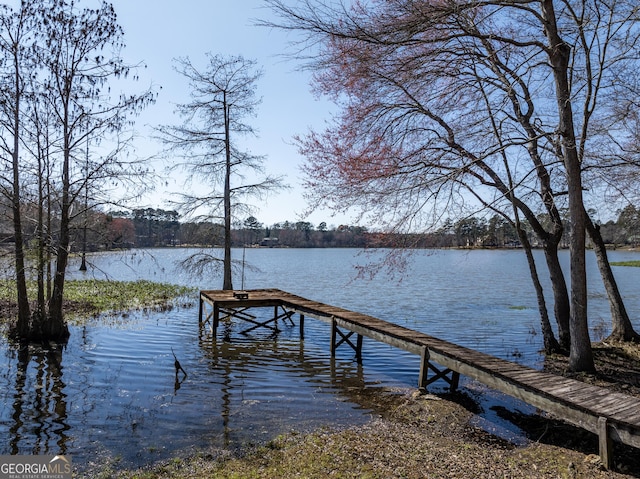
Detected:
left=199, top=288, right=640, bottom=469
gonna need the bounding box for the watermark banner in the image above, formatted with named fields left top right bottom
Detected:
left=0, top=455, right=72, bottom=479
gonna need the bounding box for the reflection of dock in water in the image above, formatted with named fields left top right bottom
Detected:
left=198, top=313, right=377, bottom=447
left=200, top=288, right=640, bottom=469
left=197, top=313, right=369, bottom=447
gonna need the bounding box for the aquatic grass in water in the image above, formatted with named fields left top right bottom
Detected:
left=64, top=279, right=195, bottom=311
left=0, top=279, right=196, bottom=324
left=611, top=260, right=640, bottom=267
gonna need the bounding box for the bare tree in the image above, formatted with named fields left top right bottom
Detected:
left=36, top=0, right=154, bottom=339
left=156, top=53, right=285, bottom=290
left=264, top=0, right=575, bottom=354
left=0, top=2, right=39, bottom=340
left=0, top=0, right=154, bottom=342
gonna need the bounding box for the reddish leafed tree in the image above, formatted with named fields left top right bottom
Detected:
left=266, top=0, right=640, bottom=370
left=107, top=217, right=136, bottom=248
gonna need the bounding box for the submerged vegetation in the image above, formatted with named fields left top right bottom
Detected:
left=0, top=279, right=195, bottom=327
left=610, top=261, right=640, bottom=267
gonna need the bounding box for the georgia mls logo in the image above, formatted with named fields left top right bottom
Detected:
left=48, top=456, right=71, bottom=475
left=0, top=455, right=72, bottom=479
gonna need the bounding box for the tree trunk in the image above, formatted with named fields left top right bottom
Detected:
left=11, top=155, right=31, bottom=340
left=45, top=124, right=71, bottom=341
left=9, top=49, right=30, bottom=341
left=541, top=0, right=594, bottom=372
left=515, top=222, right=562, bottom=354
left=31, top=147, right=47, bottom=337
left=32, top=108, right=48, bottom=337
left=508, top=191, right=569, bottom=351
left=541, top=240, right=571, bottom=352
left=223, top=98, right=233, bottom=290
left=46, top=159, right=52, bottom=301
left=47, top=238, right=70, bottom=340
left=586, top=215, right=640, bottom=342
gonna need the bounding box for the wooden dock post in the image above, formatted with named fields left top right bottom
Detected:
left=300, top=313, right=305, bottom=339
left=450, top=371, right=460, bottom=392
left=212, top=302, right=220, bottom=334
left=356, top=333, right=363, bottom=362
left=598, top=417, right=613, bottom=470
left=419, top=346, right=430, bottom=391
left=330, top=317, right=337, bottom=357
left=330, top=316, right=364, bottom=361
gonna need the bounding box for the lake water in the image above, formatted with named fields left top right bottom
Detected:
left=1, top=247, right=639, bottom=474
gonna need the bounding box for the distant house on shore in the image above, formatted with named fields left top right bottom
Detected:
left=260, top=237, right=279, bottom=247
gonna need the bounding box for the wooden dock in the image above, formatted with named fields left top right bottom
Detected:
left=199, top=288, right=640, bottom=469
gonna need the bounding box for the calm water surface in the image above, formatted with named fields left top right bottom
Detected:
left=1, top=248, right=639, bottom=473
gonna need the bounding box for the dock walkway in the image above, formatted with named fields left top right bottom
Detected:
left=199, top=288, right=640, bottom=469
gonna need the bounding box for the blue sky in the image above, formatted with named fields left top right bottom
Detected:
left=108, top=0, right=348, bottom=228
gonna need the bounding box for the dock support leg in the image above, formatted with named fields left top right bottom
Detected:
left=419, top=347, right=430, bottom=391
left=300, top=314, right=305, bottom=340
left=450, top=371, right=460, bottom=392
left=598, top=417, right=613, bottom=470
left=213, top=303, right=220, bottom=335
left=330, top=317, right=364, bottom=361
left=198, top=295, right=203, bottom=324
left=418, top=346, right=460, bottom=392
left=330, top=318, right=337, bottom=357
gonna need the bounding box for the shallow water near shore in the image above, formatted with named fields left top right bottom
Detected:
left=1, top=247, right=639, bottom=472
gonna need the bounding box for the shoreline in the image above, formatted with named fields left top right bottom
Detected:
left=84, top=342, right=640, bottom=478
left=103, top=383, right=640, bottom=478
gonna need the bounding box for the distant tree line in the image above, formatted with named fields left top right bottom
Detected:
left=4, top=206, right=636, bottom=252
left=113, top=206, right=640, bottom=250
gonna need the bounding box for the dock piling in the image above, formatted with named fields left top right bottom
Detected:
left=598, top=417, right=613, bottom=470
left=419, top=346, right=430, bottom=391
left=331, top=316, right=364, bottom=361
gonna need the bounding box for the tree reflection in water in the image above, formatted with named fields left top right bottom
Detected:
left=9, top=342, right=69, bottom=455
